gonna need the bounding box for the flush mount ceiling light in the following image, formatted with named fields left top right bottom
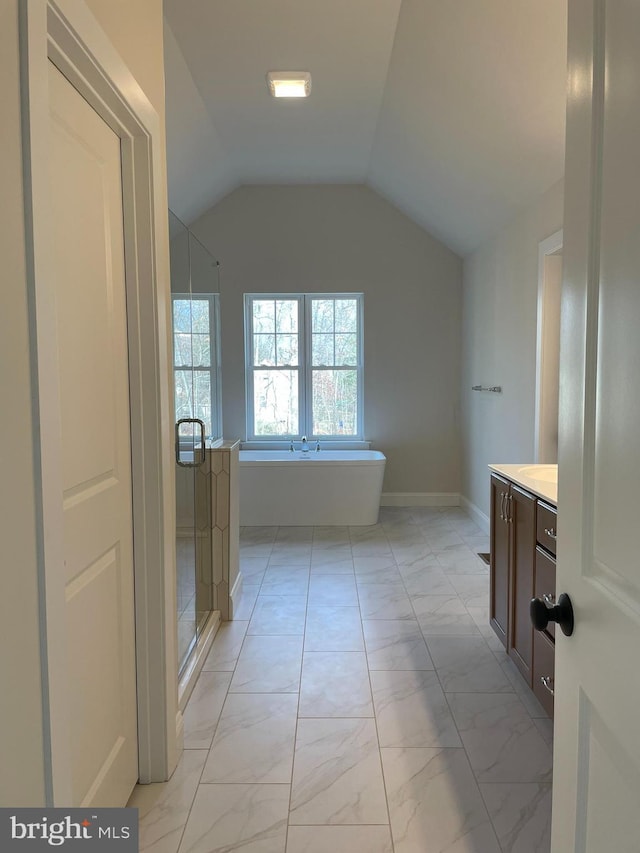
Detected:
left=266, top=71, right=311, bottom=99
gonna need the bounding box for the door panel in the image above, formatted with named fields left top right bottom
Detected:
left=490, top=475, right=509, bottom=645
left=508, top=486, right=535, bottom=684
left=48, top=60, right=138, bottom=806
left=554, top=0, right=640, bottom=847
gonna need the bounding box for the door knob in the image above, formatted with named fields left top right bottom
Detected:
left=530, top=593, right=574, bottom=637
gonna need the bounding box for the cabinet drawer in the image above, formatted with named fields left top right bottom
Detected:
left=533, top=630, right=555, bottom=718
left=537, top=502, right=557, bottom=556
left=535, top=546, right=557, bottom=639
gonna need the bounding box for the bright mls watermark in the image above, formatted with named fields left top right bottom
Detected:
left=0, top=809, right=138, bottom=851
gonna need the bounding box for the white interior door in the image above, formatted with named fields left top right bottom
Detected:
left=48, top=59, right=138, bottom=806
left=554, top=1, right=640, bottom=849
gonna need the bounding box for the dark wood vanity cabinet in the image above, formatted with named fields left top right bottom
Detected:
left=490, top=475, right=536, bottom=681
left=533, top=501, right=557, bottom=716
left=489, top=475, right=510, bottom=645
left=490, top=475, right=557, bottom=716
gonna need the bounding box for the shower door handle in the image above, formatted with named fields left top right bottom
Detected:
left=175, top=418, right=206, bottom=467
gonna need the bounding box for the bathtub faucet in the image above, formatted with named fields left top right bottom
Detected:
left=301, top=435, right=309, bottom=453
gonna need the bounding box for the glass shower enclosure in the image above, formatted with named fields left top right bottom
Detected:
left=169, top=210, right=222, bottom=674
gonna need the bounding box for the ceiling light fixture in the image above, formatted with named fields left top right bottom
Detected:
left=266, top=71, right=311, bottom=99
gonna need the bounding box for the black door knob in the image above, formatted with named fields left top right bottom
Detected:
left=530, top=593, right=574, bottom=637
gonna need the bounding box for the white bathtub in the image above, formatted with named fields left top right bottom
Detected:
left=239, top=450, right=386, bottom=526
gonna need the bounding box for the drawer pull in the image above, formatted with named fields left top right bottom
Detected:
left=544, top=527, right=557, bottom=540
left=500, top=491, right=506, bottom=521
left=542, top=593, right=555, bottom=606
left=540, top=676, right=555, bottom=696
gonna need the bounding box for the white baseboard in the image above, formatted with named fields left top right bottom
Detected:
left=460, top=495, right=490, bottom=534
left=230, top=571, right=244, bottom=619
left=380, top=492, right=460, bottom=507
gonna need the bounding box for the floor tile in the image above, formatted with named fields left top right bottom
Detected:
left=310, top=550, right=354, bottom=574
left=312, top=525, right=350, bottom=546
left=202, top=620, right=248, bottom=671
left=462, top=535, right=491, bottom=553
left=497, top=654, right=551, bottom=718
left=412, top=594, right=481, bottom=635
left=230, top=635, right=303, bottom=693
left=240, top=544, right=274, bottom=561
left=533, top=716, right=554, bottom=750
left=390, top=543, right=433, bottom=564
left=202, top=693, right=298, bottom=784
left=371, top=669, right=461, bottom=748
left=447, top=574, right=490, bottom=607
left=466, top=605, right=492, bottom=634
left=276, top=526, right=314, bottom=543
left=241, top=558, right=269, bottom=583
left=353, top=556, right=403, bottom=584
left=351, top=541, right=393, bottom=558
left=381, top=747, right=501, bottom=853
left=241, top=527, right=277, bottom=545
left=480, top=783, right=552, bottom=852
left=285, top=826, right=393, bottom=853
left=176, top=511, right=553, bottom=853
left=304, top=605, right=364, bottom=651
left=131, top=750, right=207, bottom=853
left=269, top=546, right=312, bottom=565
left=183, top=671, right=232, bottom=749
left=400, top=566, right=456, bottom=597
left=427, top=636, right=512, bottom=693
left=177, top=784, right=289, bottom=853
left=357, top=582, right=414, bottom=620
left=248, top=595, right=307, bottom=635
left=299, top=651, right=373, bottom=717
left=233, top=584, right=261, bottom=620
left=260, top=566, right=310, bottom=596
left=362, top=619, right=434, bottom=670
left=308, top=575, right=358, bottom=607
left=422, top=530, right=466, bottom=550
left=437, top=546, right=489, bottom=575
left=447, top=692, right=553, bottom=783
left=289, top=718, right=387, bottom=825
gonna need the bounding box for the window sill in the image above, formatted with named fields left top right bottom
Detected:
left=241, top=439, right=371, bottom=451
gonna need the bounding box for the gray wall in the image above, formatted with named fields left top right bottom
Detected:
left=460, top=179, right=564, bottom=519
left=191, top=185, right=463, bottom=495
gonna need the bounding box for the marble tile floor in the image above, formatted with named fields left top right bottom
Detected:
left=130, top=507, right=553, bottom=853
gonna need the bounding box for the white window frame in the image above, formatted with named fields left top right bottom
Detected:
left=244, top=293, right=364, bottom=441
left=172, top=292, right=223, bottom=440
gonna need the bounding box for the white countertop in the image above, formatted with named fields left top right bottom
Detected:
left=488, top=463, right=558, bottom=506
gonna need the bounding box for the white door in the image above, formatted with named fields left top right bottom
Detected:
left=553, top=1, right=640, bottom=849
left=48, top=60, right=138, bottom=806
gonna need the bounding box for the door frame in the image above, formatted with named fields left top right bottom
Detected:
left=19, top=0, right=180, bottom=801
left=534, top=228, right=564, bottom=463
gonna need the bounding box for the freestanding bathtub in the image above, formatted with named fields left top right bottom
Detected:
left=239, top=450, right=386, bottom=526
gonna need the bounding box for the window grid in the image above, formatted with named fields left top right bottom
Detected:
left=173, top=293, right=222, bottom=440
left=245, top=293, right=363, bottom=440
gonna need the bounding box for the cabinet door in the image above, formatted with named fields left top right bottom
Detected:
left=490, top=475, right=510, bottom=646
left=534, top=545, right=557, bottom=640
left=508, top=486, right=537, bottom=683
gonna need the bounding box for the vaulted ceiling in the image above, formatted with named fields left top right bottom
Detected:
left=163, top=0, right=567, bottom=255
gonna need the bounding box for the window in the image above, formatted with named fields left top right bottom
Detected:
left=173, top=293, right=222, bottom=439
left=245, top=293, right=363, bottom=439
